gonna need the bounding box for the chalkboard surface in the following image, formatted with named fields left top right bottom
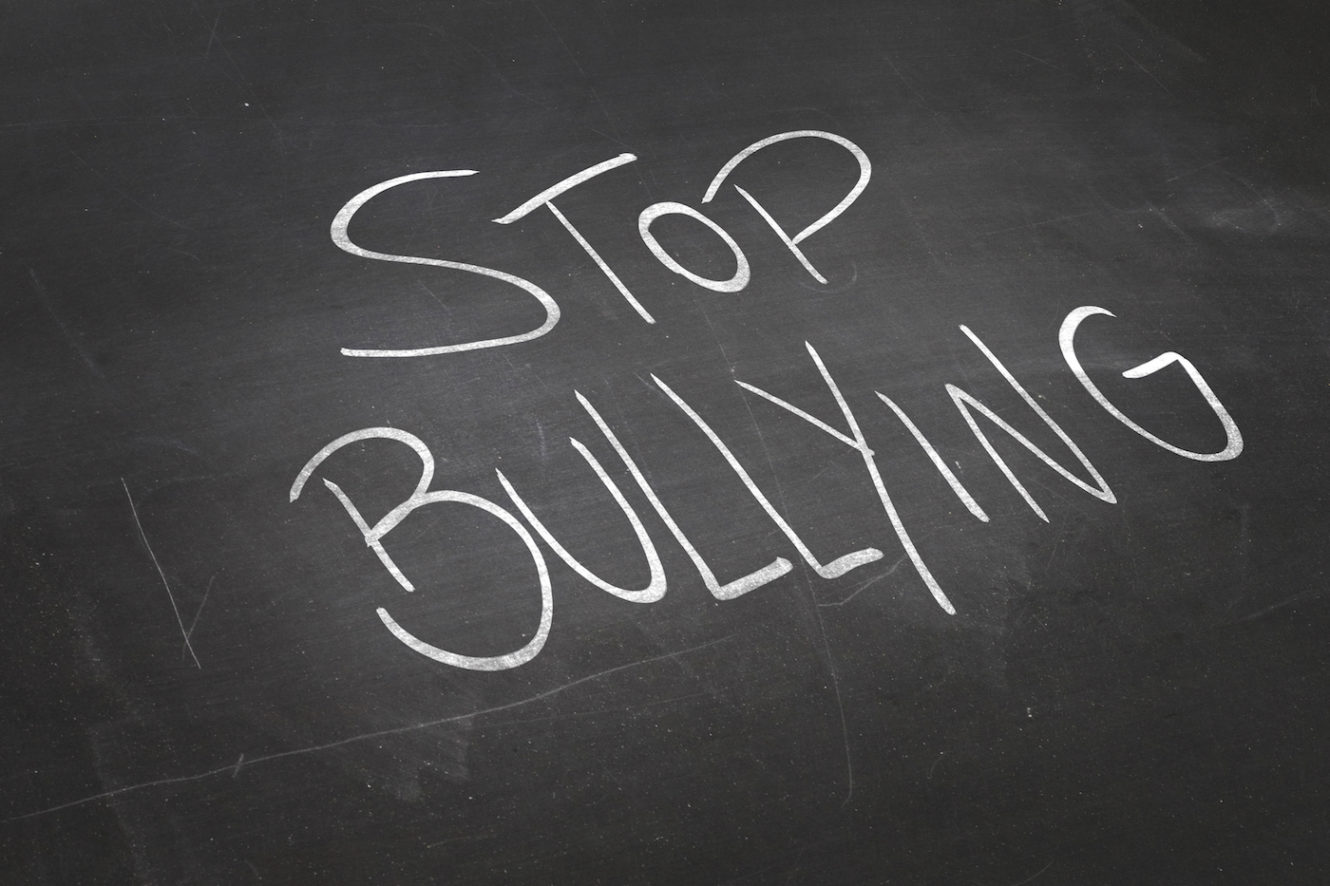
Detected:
left=5, top=0, right=1330, bottom=881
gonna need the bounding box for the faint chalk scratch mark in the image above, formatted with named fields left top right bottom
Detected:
left=587, top=85, right=631, bottom=150
left=897, top=195, right=943, bottom=270
left=818, top=556, right=906, bottom=608
left=69, top=151, right=191, bottom=231
left=882, top=51, right=933, bottom=111
left=417, top=281, right=453, bottom=319
left=1012, top=48, right=1065, bottom=74
left=695, top=303, right=735, bottom=375
left=182, top=573, right=215, bottom=654
left=1010, top=860, right=1053, bottom=886
left=808, top=590, right=855, bottom=807
left=487, top=689, right=711, bottom=728
left=1233, top=590, right=1323, bottom=624
left=531, top=0, right=587, bottom=78
left=204, top=13, right=220, bottom=60
left=5, top=637, right=730, bottom=822
left=1120, top=46, right=1173, bottom=97
left=191, top=5, right=286, bottom=148
left=980, top=210, right=1099, bottom=237
left=1225, top=171, right=1283, bottom=229
left=425, top=833, right=494, bottom=849
left=121, top=478, right=201, bottom=669
left=232, top=754, right=244, bottom=778
left=1044, top=531, right=1063, bottom=571
left=1149, top=206, right=1194, bottom=244
left=28, top=268, right=106, bottom=383
left=1165, top=157, right=1225, bottom=182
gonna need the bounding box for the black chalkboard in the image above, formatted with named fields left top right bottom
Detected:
left=5, top=0, right=1330, bottom=881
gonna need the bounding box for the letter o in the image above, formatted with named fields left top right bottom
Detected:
left=638, top=201, right=751, bottom=293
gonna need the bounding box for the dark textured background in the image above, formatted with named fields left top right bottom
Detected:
left=3, top=1, right=1328, bottom=881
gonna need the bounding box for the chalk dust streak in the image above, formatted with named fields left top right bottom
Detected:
left=122, top=478, right=201, bottom=669
left=6, top=637, right=730, bottom=822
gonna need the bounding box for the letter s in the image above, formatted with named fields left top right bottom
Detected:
left=331, top=171, right=560, bottom=358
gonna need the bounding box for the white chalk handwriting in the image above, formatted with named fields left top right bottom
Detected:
left=292, top=305, right=1242, bottom=669
left=331, top=130, right=869, bottom=353
left=300, top=130, right=1243, bottom=669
